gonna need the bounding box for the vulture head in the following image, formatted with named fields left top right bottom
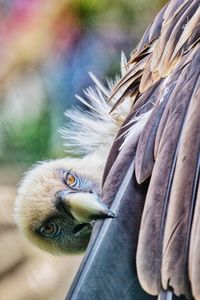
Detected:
left=14, top=65, right=131, bottom=255
left=15, top=157, right=114, bottom=255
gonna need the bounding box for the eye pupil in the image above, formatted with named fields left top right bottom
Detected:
left=45, top=223, right=54, bottom=233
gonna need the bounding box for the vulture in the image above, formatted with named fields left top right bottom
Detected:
left=15, top=0, right=200, bottom=299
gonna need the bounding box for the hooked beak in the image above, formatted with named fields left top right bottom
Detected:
left=54, top=190, right=115, bottom=223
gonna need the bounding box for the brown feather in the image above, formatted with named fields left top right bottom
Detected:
left=153, top=48, right=199, bottom=158
left=163, top=0, right=191, bottom=23
left=157, top=2, right=199, bottom=77
left=139, top=57, right=157, bottom=93
left=129, top=45, right=152, bottom=65
left=171, top=6, right=200, bottom=62
left=189, top=178, right=200, bottom=300
left=162, top=80, right=200, bottom=298
left=137, top=25, right=152, bottom=53
left=111, top=56, right=148, bottom=98
left=135, top=79, right=175, bottom=184
left=136, top=68, right=199, bottom=296
left=110, top=84, right=139, bottom=113
left=148, top=5, right=167, bottom=42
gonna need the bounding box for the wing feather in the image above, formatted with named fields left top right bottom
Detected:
left=162, top=80, right=200, bottom=298
left=171, top=6, right=200, bottom=61
left=135, top=78, right=175, bottom=184
left=163, top=0, right=191, bottom=24
left=157, top=1, right=199, bottom=77
left=136, top=67, right=199, bottom=296
left=189, top=177, right=200, bottom=300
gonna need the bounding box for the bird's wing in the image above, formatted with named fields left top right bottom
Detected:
left=104, top=0, right=200, bottom=299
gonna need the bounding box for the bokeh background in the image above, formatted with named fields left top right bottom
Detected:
left=0, top=1, right=167, bottom=299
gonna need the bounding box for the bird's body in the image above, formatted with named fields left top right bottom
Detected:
left=15, top=0, right=200, bottom=299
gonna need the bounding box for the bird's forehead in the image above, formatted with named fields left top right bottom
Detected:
left=15, top=161, right=68, bottom=227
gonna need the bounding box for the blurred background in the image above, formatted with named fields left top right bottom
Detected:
left=0, top=1, right=167, bottom=299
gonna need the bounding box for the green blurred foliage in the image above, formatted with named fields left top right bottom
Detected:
left=71, top=0, right=167, bottom=32
left=0, top=105, right=52, bottom=165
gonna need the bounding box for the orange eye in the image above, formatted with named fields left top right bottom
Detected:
left=66, top=173, right=76, bottom=186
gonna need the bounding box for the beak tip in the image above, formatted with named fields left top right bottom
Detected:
left=108, top=210, right=116, bottom=218
left=104, top=208, right=116, bottom=219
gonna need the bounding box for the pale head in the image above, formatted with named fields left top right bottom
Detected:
left=14, top=158, right=113, bottom=255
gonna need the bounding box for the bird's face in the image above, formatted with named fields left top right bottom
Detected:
left=15, top=159, right=114, bottom=255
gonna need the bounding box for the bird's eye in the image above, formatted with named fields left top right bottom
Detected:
left=66, top=174, right=76, bottom=186
left=40, top=222, right=60, bottom=237
left=64, top=171, right=79, bottom=188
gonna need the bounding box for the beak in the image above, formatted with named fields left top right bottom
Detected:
left=55, top=190, right=115, bottom=223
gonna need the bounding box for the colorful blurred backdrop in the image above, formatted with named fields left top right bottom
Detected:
left=0, top=1, right=167, bottom=299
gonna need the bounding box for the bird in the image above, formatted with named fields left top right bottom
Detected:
left=15, top=0, right=200, bottom=299
left=14, top=58, right=131, bottom=255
